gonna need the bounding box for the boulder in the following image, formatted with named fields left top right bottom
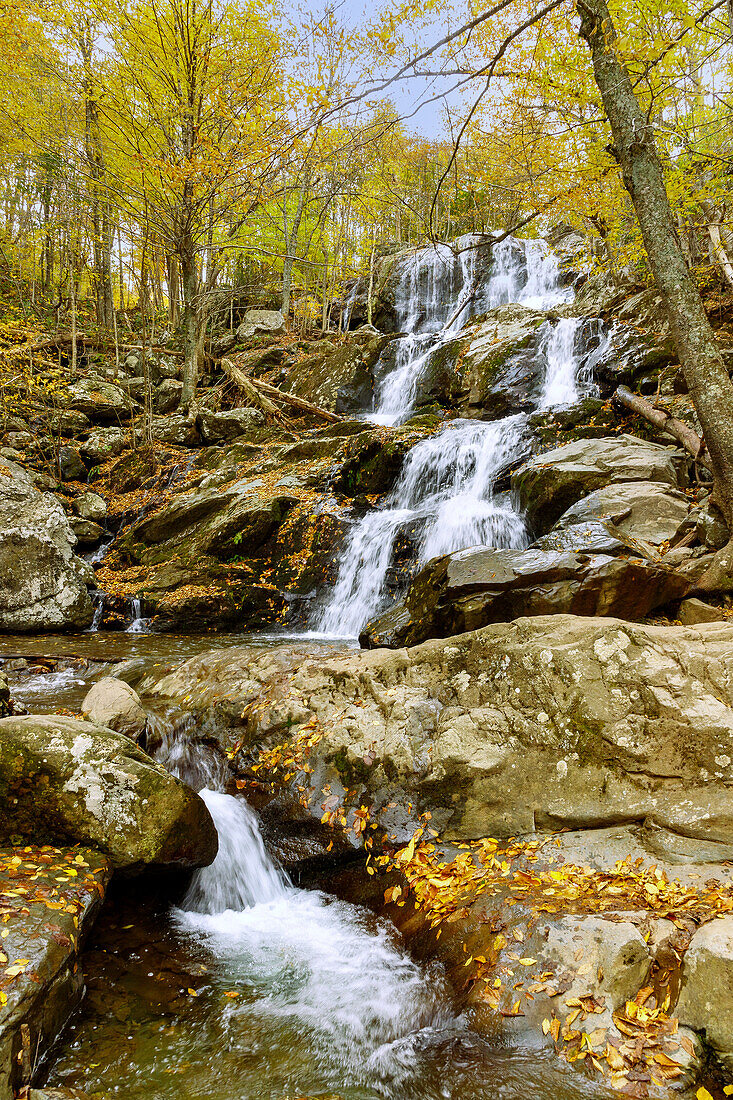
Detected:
left=243, top=308, right=285, bottom=334
left=81, top=677, right=147, bottom=740
left=512, top=435, right=687, bottom=533
left=79, top=427, right=129, bottom=468
left=457, top=305, right=548, bottom=416
left=62, top=378, right=132, bottom=423
left=122, top=482, right=297, bottom=565
left=150, top=416, right=200, bottom=447
left=156, top=378, right=183, bottom=413
left=197, top=407, right=265, bottom=443
left=547, top=481, right=691, bottom=552
left=51, top=409, right=91, bottom=436
left=677, top=917, right=733, bottom=1066
left=678, top=598, right=726, bottom=625
left=361, top=546, right=689, bottom=648
left=284, top=334, right=387, bottom=414
left=696, top=502, right=729, bottom=550
left=0, top=714, right=218, bottom=870
left=72, top=491, right=106, bottom=523
left=0, top=459, right=92, bottom=632
left=146, top=615, right=733, bottom=846
left=58, top=446, right=85, bottom=482
left=69, top=518, right=103, bottom=548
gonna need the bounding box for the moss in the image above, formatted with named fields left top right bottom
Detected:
left=330, top=747, right=372, bottom=786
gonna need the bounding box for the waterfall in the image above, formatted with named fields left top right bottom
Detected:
left=175, top=788, right=452, bottom=1093
left=317, top=417, right=528, bottom=637
left=127, top=597, right=150, bottom=634
left=315, top=235, right=593, bottom=638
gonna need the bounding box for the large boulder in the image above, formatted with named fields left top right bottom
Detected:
left=72, top=491, right=107, bottom=523
left=146, top=615, right=733, bottom=846
left=457, top=305, right=548, bottom=416
left=546, top=481, right=691, bottom=553
left=79, top=427, right=129, bottom=468
left=241, top=308, right=284, bottom=334
left=284, top=333, right=387, bottom=414
left=81, top=677, right=147, bottom=740
left=197, top=407, right=265, bottom=443
left=361, top=546, right=689, bottom=648
left=512, top=435, right=687, bottom=533
left=677, top=918, right=733, bottom=1067
left=0, top=459, right=92, bottom=632
left=0, top=714, right=217, bottom=870
left=62, top=378, right=132, bottom=423
left=150, top=415, right=200, bottom=447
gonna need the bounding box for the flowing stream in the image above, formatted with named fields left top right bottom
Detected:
left=316, top=235, right=594, bottom=637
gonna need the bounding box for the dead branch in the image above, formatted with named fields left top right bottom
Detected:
left=613, top=385, right=712, bottom=470
left=224, top=356, right=341, bottom=423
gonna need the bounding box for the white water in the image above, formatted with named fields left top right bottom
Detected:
left=176, top=788, right=452, bottom=1094
left=127, top=597, right=151, bottom=634
left=317, top=234, right=591, bottom=637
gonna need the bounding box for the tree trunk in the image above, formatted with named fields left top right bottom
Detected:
left=281, top=178, right=308, bottom=322
left=578, top=0, right=733, bottom=586
left=180, top=242, right=200, bottom=410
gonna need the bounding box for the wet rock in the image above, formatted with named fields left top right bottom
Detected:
left=70, top=518, right=103, bottom=548
left=677, top=917, right=733, bottom=1067
left=0, top=714, right=218, bottom=870
left=332, top=426, right=426, bottom=495
left=458, top=305, right=548, bottom=416
left=150, top=415, right=200, bottom=447
left=197, top=407, right=265, bottom=443
left=156, top=378, right=182, bottom=413
left=678, top=598, right=726, bottom=625
left=512, top=435, right=687, bottom=533
left=0, top=844, right=110, bottom=1100
left=79, top=427, right=129, bottom=468
left=548, top=481, right=691, bottom=552
left=81, top=677, right=147, bottom=740
left=146, top=614, right=733, bottom=846
left=58, top=446, right=85, bottom=482
left=361, top=546, right=689, bottom=647
left=107, top=449, right=157, bottom=494
left=72, top=491, right=106, bottom=523
left=62, top=378, right=133, bottom=423
left=0, top=458, right=92, bottom=632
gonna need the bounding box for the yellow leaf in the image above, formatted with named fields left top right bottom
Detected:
left=697, top=1089, right=715, bottom=1100
left=518, top=958, right=537, bottom=966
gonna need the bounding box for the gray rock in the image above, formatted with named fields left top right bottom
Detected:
left=458, top=305, right=551, bottom=416
left=156, top=378, right=183, bottom=413
left=696, top=502, right=729, bottom=550
left=542, top=916, right=651, bottom=1011
left=235, top=322, right=256, bottom=341
left=0, top=714, right=218, bottom=871
left=51, top=409, right=91, bottom=436
left=677, top=917, right=733, bottom=1066
left=678, top=598, right=726, bottom=625
left=243, top=308, right=285, bottom=333
left=79, top=427, right=129, bottom=467
left=144, top=614, right=733, bottom=846
left=0, top=458, right=92, bottom=632
left=124, top=352, right=140, bottom=371
left=150, top=416, right=200, bottom=447
left=197, top=407, right=265, bottom=443
left=284, top=335, right=387, bottom=414
left=72, top=490, right=106, bottom=522
left=70, top=518, right=103, bottom=548
left=63, top=378, right=133, bottom=422
left=361, top=546, right=689, bottom=648
left=82, top=676, right=147, bottom=740
left=512, top=435, right=687, bottom=532
left=213, top=332, right=236, bottom=355
left=550, top=481, right=691, bottom=551
left=58, top=445, right=86, bottom=481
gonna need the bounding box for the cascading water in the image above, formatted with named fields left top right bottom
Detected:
left=175, top=787, right=454, bottom=1096
left=316, top=234, right=590, bottom=638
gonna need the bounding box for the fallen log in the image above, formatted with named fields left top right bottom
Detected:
left=225, top=357, right=341, bottom=423
left=220, top=358, right=283, bottom=419
left=612, top=385, right=712, bottom=471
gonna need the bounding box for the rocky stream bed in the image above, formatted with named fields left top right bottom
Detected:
left=3, top=230, right=733, bottom=1099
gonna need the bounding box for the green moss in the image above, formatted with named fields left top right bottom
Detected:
left=330, top=747, right=371, bottom=786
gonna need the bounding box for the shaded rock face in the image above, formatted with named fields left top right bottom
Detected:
left=284, top=334, right=387, bottom=414
left=546, top=481, right=691, bottom=554
left=197, top=407, right=265, bottom=443
left=0, top=459, right=92, bottom=632
left=147, top=615, right=733, bottom=847
left=79, top=427, right=129, bottom=468
left=512, top=435, right=687, bottom=534
left=677, top=917, right=733, bottom=1066
left=455, top=305, right=551, bottom=416
left=0, top=714, right=217, bottom=871
left=360, top=546, right=689, bottom=648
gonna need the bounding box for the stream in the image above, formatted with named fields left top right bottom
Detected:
left=6, top=235, right=624, bottom=1099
